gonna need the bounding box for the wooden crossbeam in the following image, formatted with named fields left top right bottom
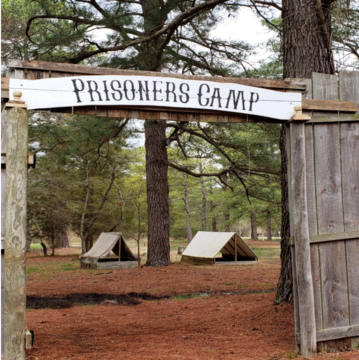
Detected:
left=302, top=98, right=358, bottom=112
left=4, top=59, right=305, bottom=90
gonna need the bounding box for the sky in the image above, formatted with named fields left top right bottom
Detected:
left=214, top=7, right=275, bottom=65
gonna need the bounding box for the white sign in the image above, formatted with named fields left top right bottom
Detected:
left=10, top=76, right=301, bottom=120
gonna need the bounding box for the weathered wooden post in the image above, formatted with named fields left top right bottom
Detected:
left=290, top=106, right=317, bottom=357
left=4, top=91, right=28, bottom=360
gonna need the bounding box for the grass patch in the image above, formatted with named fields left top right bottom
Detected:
left=287, top=350, right=298, bottom=359
left=30, top=244, right=44, bottom=251
left=258, top=283, right=276, bottom=287
left=236, top=284, right=249, bottom=289
left=61, top=263, right=77, bottom=271
left=219, top=282, right=235, bottom=286
left=251, top=247, right=281, bottom=258
left=26, top=267, right=40, bottom=275
left=26, top=259, right=82, bottom=279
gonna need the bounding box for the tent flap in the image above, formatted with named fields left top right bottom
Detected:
left=181, top=231, right=257, bottom=261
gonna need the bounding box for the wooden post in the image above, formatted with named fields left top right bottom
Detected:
left=4, top=91, right=28, bottom=360
left=290, top=106, right=317, bottom=357
left=1, top=104, right=7, bottom=359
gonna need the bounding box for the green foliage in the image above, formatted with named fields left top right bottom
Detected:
left=287, top=350, right=298, bottom=359
left=27, top=113, right=136, bottom=246
left=19, top=0, right=254, bottom=73
left=167, top=121, right=282, bottom=237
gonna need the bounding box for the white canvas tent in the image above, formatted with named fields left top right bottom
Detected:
left=181, top=231, right=257, bottom=265
left=80, top=232, right=137, bottom=269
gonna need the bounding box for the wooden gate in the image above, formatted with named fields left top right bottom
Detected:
left=289, top=72, right=359, bottom=353
left=1, top=60, right=359, bottom=358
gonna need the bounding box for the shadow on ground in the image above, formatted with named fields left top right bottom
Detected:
left=27, top=288, right=276, bottom=309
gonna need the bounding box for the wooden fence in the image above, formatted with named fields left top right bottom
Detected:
left=289, top=72, right=359, bottom=353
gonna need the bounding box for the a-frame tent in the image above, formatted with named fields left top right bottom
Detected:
left=181, top=231, right=257, bottom=265
left=80, top=232, right=138, bottom=269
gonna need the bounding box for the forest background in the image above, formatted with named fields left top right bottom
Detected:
left=2, top=0, right=359, bottom=296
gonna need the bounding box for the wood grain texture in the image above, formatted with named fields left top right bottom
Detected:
left=314, top=124, right=344, bottom=234
left=340, top=74, right=359, bottom=352
left=320, top=241, right=349, bottom=328
left=307, top=114, right=359, bottom=123
left=291, top=247, right=300, bottom=351
left=1, top=100, right=6, bottom=358
left=317, top=323, right=359, bottom=342
left=339, top=72, right=359, bottom=111
left=312, top=73, right=339, bottom=101
left=287, top=124, right=294, bottom=238
left=308, top=231, right=359, bottom=244
left=302, top=99, right=357, bottom=112
left=311, top=245, right=323, bottom=331
left=50, top=105, right=278, bottom=123
left=4, top=59, right=306, bottom=90
left=290, top=122, right=317, bottom=357
left=341, top=123, right=359, bottom=232
left=305, top=125, right=318, bottom=236
left=5, top=107, right=28, bottom=360
left=346, top=239, right=359, bottom=348
left=1, top=77, right=9, bottom=90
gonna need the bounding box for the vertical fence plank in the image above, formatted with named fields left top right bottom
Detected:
left=339, top=72, right=359, bottom=105
left=319, top=241, right=350, bottom=351
left=339, top=71, right=359, bottom=349
left=312, top=73, right=339, bottom=101
left=290, top=122, right=317, bottom=357
left=305, top=125, right=318, bottom=235
left=346, top=239, right=359, bottom=349
left=314, top=124, right=344, bottom=234
left=5, top=106, right=28, bottom=360
left=341, top=122, right=359, bottom=232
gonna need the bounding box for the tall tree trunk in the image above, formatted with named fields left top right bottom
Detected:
left=137, top=203, right=142, bottom=267
left=224, top=214, right=230, bottom=232
left=86, top=229, right=94, bottom=252
left=277, top=0, right=335, bottom=304
left=212, top=218, right=217, bottom=232
left=267, top=212, right=272, bottom=241
left=26, top=237, right=31, bottom=253
left=200, top=163, right=207, bottom=231
left=250, top=211, right=258, bottom=240
left=201, top=186, right=207, bottom=231
left=40, top=242, right=48, bottom=257
left=282, top=0, right=335, bottom=79
left=59, top=225, right=69, bottom=248
left=54, top=225, right=69, bottom=248
left=81, top=236, right=86, bottom=254
left=276, top=125, right=293, bottom=303
left=140, top=1, right=171, bottom=266
left=51, top=228, right=55, bottom=256
left=184, top=178, right=193, bottom=243
left=144, top=120, right=171, bottom=266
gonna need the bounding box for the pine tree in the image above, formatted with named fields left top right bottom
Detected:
left=24, top=0, right=253, bottom=266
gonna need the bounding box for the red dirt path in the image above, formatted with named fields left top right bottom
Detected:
left=25, top=254, right=359, bottom=360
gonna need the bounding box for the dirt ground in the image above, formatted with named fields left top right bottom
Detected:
left=25, top=243, right=359, bottom=360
